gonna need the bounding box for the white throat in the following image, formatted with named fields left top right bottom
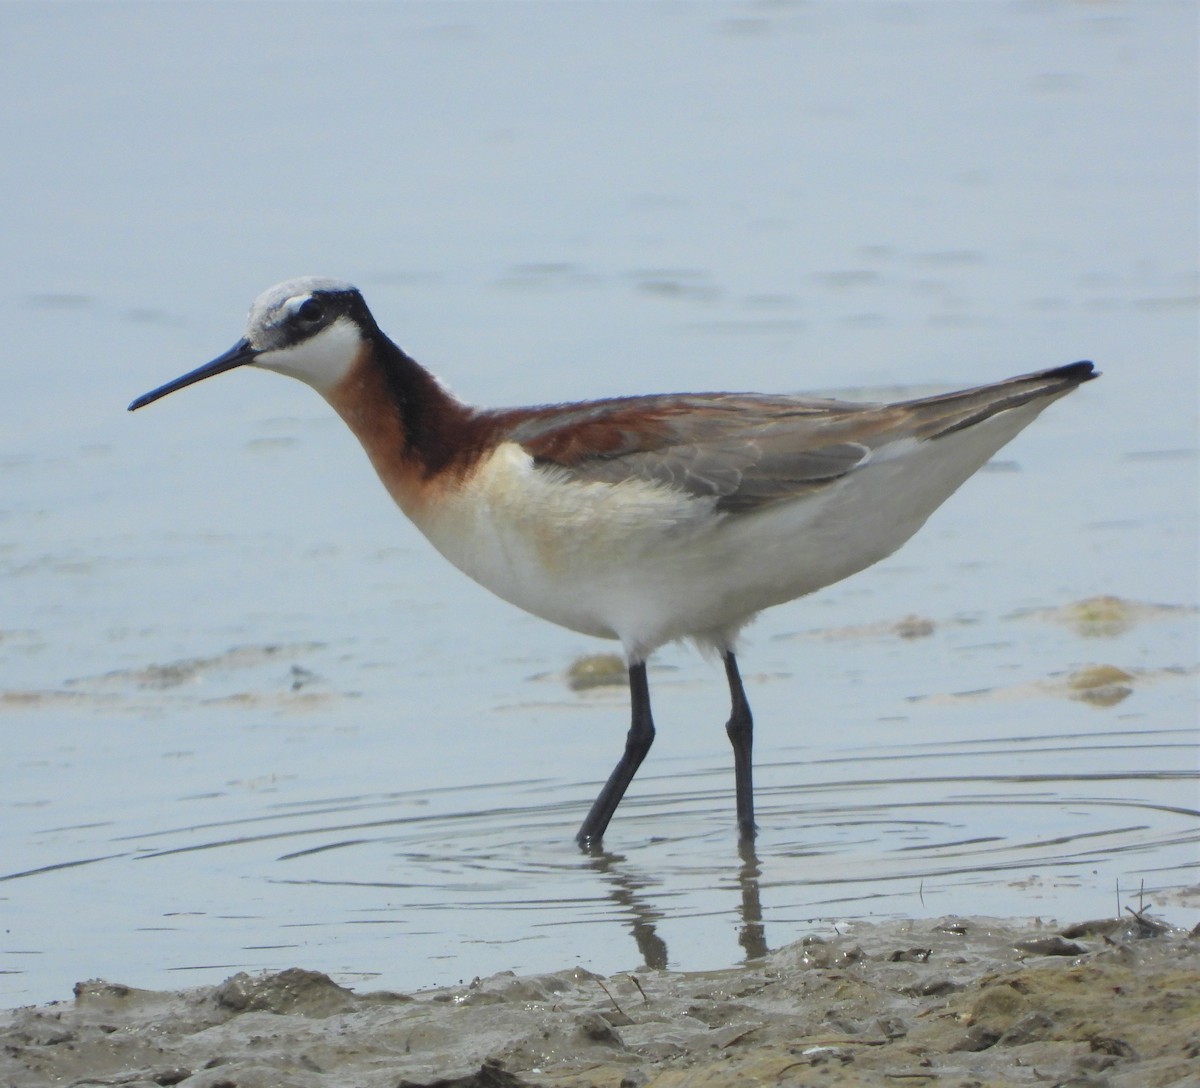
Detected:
left=253, top=315, right=362, bottom=394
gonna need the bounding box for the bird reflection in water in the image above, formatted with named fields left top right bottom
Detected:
left=736, top=838, right=768, bottom=961
left=584, top=839, right=768, bottom=970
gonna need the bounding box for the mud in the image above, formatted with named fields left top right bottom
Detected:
left=2, top=914, right=1196, bottom=1088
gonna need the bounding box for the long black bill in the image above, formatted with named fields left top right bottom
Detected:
left=128, top=338, right=261, bottom=411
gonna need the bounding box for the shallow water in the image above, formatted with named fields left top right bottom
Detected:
left=1, top=3, right=1197, bottom=1006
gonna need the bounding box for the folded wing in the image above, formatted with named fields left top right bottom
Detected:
left=494, top=362, right=1094, bottom=516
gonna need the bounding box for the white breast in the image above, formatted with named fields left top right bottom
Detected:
left=405, top=443, right=734, bottom=650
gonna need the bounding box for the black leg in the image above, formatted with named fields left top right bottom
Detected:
left=724, top=651, right=756, bottom=840
left=577, top=661, right=655, bottom=847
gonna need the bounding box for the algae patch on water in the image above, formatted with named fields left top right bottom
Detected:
left=1014, top=595, right=1198, bottom=638
left=565, top=653, right=627, bottom=691
left=1066, top=663, right=1136, bottom=706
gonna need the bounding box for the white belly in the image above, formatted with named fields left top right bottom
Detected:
left=409, top=443, right=719, bottom=650
left=403, top=402, right=1048, bottom=659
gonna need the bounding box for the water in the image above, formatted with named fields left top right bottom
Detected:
left=1, top=2, right=1196, bottom=1006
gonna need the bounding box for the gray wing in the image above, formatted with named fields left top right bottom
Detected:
left=495, top=363, right=1095, bottom=515
left=500, top=393, right=878, bottom=514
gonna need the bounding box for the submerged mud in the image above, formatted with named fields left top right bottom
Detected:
left=2, top=914, right=1196, bottom=1087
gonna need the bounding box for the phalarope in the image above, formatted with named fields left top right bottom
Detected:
left=130, top=277, right=1096, bottom=845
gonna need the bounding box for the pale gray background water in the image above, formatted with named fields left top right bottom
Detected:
left=1, top=2, right=1196, bottom=1007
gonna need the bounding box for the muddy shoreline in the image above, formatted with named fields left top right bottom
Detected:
left=3, top=912, right=1196, bottom=1087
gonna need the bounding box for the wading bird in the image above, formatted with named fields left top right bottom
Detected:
left=130, top=277, right=1095, bottom=845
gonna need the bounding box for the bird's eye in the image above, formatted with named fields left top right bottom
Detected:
left=296, top=297, right=325, bottom=324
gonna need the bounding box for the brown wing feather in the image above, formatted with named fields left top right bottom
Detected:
left=496, top=393, right=877, bottom=512
left=486, top=363, right=1095, bottom=516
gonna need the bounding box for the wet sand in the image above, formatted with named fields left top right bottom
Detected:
left=3, top=913, right=1196, bottom=1088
